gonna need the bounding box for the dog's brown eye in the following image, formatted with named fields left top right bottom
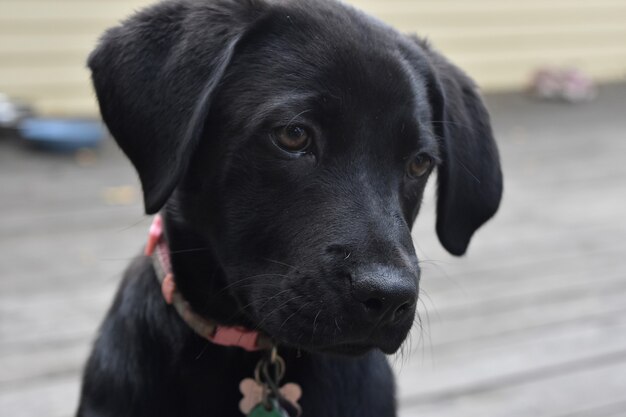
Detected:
left=273, top=125, right=311, bottom=153
left=407, top=154, right=433, bottom=178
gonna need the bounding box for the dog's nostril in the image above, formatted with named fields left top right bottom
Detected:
left=393, top=302, right=411, bottom=320
left=364, top=297, right=383, bottom=312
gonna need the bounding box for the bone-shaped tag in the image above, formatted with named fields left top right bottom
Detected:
left=238, top=378, right=302, bottom=415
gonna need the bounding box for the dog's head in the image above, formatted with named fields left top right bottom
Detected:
left=89, top=0, right=502, bottom=355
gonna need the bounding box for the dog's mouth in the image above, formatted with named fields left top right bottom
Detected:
left=242, top=314, right=411, bottom=356
left=228, top=266, right=417, bottom=356
left=234, top=298, right=415, bottom=356
left=258, top=323, right=410, bottom=357
left=307, top=334, right=408, bottom=356
left=315, top=343, right=375, bottom=356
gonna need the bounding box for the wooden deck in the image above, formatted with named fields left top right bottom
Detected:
left=1, top=84, right=626, bottom=417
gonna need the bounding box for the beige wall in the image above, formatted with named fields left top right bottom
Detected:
left=1, top=0, right=625, bottom=116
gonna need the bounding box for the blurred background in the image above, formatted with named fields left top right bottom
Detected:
left=1, top=1, right=625, bottom=416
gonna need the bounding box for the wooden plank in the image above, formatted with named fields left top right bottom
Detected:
left=0, top=343, right=90, bottom=389
left=396, top=323, right=626, bottom=403
left=398, top=359, right=626, bottom=417
left=0, top=376, right=79, bottom=417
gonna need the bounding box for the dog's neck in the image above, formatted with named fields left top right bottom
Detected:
left=160, top=208, right=252, bottom=329
left=147, top=214, right=271, bottom=351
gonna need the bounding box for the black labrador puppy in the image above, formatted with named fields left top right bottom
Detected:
left=77, top=0, right=502, bottom=416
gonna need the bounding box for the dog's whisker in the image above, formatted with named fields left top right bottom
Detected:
left=285, top=108, right=313, bottom=129
left=194, top=341, right=211, bottom=361
left=311, top=307, right=323, bottom=342
left=278, top=301, right=312, bottom=331
left=227, top=282, right=284, bottom=290
left=417, top=258, right=452, bottom=266
left=167, top=247, right=213, bottom=255
left=295, top=334, right=304, bottom=353
left=118, top=216, right=151, bottom=232
left=205, top=273, right=289, bottom=304
left=219, top=273, right=289, bottom=291
left=416, top=297, right=434, bottom=363
left=222, top=288, right=293, bottom=323
left=366, top=304, right=396, bottom=337
left=222, top=289, right=297, bottom=324
left=409, top=312, right=424, bottom=365
left=334, top=317, right=342, bottom=333
left=255, top=289, right=293, bottom=315
left=418, top=289, right=440, bottom=325
left=260, top=257, right=299, bottom=271
left=254, top=294, right=305, bottom=332
left=430, top=119, right=475, bottom=129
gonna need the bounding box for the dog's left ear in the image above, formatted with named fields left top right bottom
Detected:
left=401, top=37, right=503, bottom=256
left=88, top=1, right=267, bottom=214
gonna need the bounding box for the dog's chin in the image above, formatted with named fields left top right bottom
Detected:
left=240, top=296, right=414, bottom=357
left=268, top=333, right=408, bottom=357
left=314, top=340, right=404, bottom=356
left=316, top=343, right=375, bottom=356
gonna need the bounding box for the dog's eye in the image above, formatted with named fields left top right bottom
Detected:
left=273, top=125, right=311, bottom=153
left=407, top=153, right=433, bottom=178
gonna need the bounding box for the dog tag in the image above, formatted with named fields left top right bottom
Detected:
left=239, top=378, right=302, bottom=416
left=240, top=349, right=302, bottom=417
left=239, top=378, right=264, bottom=415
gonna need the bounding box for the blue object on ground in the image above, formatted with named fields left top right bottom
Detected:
left=18, top=118, right=106, bottom=151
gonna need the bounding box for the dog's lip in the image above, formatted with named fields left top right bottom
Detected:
left=264, top=325, right=408, bottom=356
left=300, top=333, right=407, bottom=355
left=314, top=342, right=375, bottom=356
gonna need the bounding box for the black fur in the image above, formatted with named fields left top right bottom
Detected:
left=78, top=0, right=502, bottom=416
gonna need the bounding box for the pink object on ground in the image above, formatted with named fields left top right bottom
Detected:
left=529, top=67, right=596, bottom=102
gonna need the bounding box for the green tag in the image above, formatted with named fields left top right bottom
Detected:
left=247, top=401, right=288, bottom=417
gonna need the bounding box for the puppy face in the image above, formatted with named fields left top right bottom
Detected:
left=200, top=25, right=435, bottom=354
left=89, top=0, right=502, bottom=355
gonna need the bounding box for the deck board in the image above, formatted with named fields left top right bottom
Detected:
left=1, top=84, right=626, bottom=416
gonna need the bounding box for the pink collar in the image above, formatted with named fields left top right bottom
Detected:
left=145, top=215, right=271, bottom=352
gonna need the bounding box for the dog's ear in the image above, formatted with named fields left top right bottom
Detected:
left=426, top=43, right=503, bottom=256
left=402, top=38, right=503, bottom=255
left=88, top=1, right=267, bottom=214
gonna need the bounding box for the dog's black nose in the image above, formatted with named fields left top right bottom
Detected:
left=350, top=264, right=418, bottom=324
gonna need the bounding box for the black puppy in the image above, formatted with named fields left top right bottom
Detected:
left=77, top=0, right=502, bottom=416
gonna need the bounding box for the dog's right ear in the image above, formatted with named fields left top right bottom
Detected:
left=88, top=0, right=267, bottom=214
left=398, top=36, right=503, bottom=256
